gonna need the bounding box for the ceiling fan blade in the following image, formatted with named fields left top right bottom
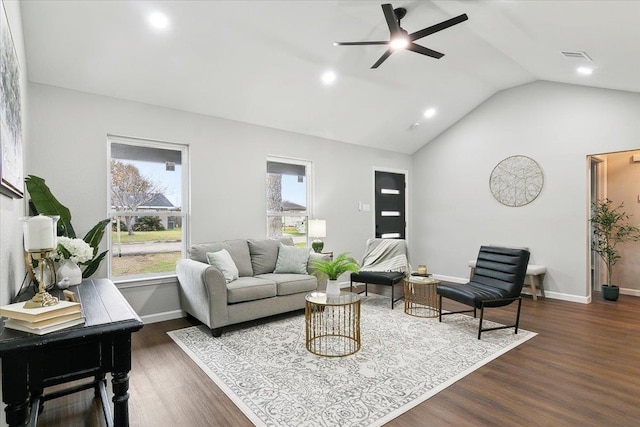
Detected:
left=334, top=41, right=389, bottom=46
left=407, top=43, right=444, bottom=59
left=382, top=3, right=401, bottom=36
left=409, top=14, right=468, bottom=41
left=371, top=48, right=394, bottom=69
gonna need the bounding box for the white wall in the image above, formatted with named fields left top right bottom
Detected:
left=0, top=1, right=29, bottom=423
left=1, top=0, right=28, bottom=304
left=412, top=81, right=640, bottom=303
left=26, top=82, right=412, bottom=317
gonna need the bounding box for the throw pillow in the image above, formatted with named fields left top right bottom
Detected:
left=274, top=244, right=311, bottom=274
left=206, top=249, right=239, bottom=283
left=248, top=237, right=294, bottom=275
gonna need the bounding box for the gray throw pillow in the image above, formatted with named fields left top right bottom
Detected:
left=189, top=240, right=253, bottom=276
left=206, top=249, right=239, bottom=283
left=248, top=237, right=294, bottom=275
left=274, top=244, right=311, bottom=274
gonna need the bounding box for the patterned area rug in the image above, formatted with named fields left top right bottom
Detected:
left=168, top=295, right=536, bottom=427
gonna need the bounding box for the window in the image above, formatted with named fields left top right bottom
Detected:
left=108, top=136, right=188, bottom=282
left=266, top=157, right=312, bottom=247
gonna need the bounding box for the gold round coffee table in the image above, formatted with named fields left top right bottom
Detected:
left=403, top=276, right=441, bottom=318
left=305, top=291, right=361, bottom=357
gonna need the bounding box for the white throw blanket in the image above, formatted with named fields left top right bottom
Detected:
left=360, top=238, right=409, bottom=273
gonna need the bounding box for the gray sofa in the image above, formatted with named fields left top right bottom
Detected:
left=176, top=237, right=327, bottom=337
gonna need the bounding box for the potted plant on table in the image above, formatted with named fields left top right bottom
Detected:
left=590, top=199, right=640, bottom=301
left=310, top=253, right=360, bottom=296
left=25, top=175, right=110, bottom=281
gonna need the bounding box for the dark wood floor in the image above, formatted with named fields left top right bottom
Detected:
left=34, top=284, right=640, bottom=426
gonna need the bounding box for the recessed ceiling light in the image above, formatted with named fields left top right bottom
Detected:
left=149, top=12, right=169, bottom=29
left=576, top=66, right=593, bottom=76
left=321, top=70, right=337, bottom=85
left=423, top=108, right=436, bottom=119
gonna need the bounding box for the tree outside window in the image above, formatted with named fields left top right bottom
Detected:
left=266, top=158, right=311, bottom=247
left=109, top=138, right=187, bottom=280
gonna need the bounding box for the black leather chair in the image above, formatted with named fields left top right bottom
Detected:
left=437, top=246, right=530, bottom=339
left=350, top=271, right=405, bottom=309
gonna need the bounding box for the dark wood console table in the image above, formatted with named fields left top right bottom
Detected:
left=0, top=279, right=143, bottom=427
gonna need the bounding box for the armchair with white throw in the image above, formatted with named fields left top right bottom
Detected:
left=349, top=238, right=409, bottom=309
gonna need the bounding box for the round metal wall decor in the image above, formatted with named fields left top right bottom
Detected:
left=489, top=155, right=543, bottom=207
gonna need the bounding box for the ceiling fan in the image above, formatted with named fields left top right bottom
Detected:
left=334, top=3, right=468, bottom=69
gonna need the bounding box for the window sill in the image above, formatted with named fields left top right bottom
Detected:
left=113, top=274, right=178, bottom=289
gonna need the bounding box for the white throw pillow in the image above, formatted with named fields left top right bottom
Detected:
left=274, top=244, right=311, bottom=274
left=206, top=249, right=239, bottom=283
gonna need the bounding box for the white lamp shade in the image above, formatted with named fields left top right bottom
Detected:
left=308, top=219, right=326, bottom=238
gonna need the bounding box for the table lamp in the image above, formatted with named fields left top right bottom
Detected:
left=308, top=219, right=326, bottom=253
left=22, top=214, right=60, bottom=308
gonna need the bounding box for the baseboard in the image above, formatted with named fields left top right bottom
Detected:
left=140, top=309, right=185, bottom=324
left=620, top=287, right=640, bottom=297
left=433, top=275, right=591, bottom=304
left=534, top=290, right=590, bottom=304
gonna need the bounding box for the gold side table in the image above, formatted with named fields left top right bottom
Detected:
left=404, top=276, right=441, bottom=318
left=305, top=292, right=361, bottom=357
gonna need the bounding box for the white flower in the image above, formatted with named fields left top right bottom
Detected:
left=55, top=236, right=93, bottom=263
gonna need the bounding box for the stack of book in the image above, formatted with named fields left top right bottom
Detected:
left=1, top=300, right=84, bottom=335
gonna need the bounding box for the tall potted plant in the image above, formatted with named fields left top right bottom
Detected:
left=310, top=252, right=359, bottom=296
left=590, top=199, right=640, bottom=301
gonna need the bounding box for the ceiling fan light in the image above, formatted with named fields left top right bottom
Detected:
left=390, top=36, right=409, bottom=50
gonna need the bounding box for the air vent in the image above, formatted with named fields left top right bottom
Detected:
left=561, top=51, right=592, bottom=61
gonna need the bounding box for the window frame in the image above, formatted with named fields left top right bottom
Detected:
left=266, top=156, right=313, bottom=246
left=107, top=135, right=190, bottom=284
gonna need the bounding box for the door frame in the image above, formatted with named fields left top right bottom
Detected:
left=587, top=155, right=607, bottom=299
left=372, top=166, right=409, bottom=245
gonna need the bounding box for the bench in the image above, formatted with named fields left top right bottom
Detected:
left=468, top=260, right=546, bottom=300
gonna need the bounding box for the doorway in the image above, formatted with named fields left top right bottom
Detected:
left=374, top=170, right=407, bottom=239
left=588, top=149, right=640, bottom=296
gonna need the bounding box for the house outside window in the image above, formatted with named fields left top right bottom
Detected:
left=108, top=136, right=189, bottom=282
left=266, top=157, right=312, bottom=247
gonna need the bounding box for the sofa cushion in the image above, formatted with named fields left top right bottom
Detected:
left=247, top=237, right=294, bottom=275
left=206, top=249, right=239, bottom=283
left=227, top=277, right=277, bottom=304
left=189, top=240, right=253, bottom=277
left=257, top=273, right=317, bottom=296
left=274, top=244, right=310, bottom=274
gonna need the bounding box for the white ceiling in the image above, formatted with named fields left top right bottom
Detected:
left=20, top=1, right=640, bottom=154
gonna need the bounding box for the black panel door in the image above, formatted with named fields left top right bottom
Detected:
left=375, top=171, right=406, bottom=239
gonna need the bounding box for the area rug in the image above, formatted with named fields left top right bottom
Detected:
left=168, top=295, right=536, bottom=427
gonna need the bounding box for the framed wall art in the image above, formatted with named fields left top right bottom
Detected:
left=0, top=0, right=24, bottom=198
left=489, top=155, right=543, bottom=207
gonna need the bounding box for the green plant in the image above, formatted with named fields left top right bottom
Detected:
left=310, top=252, right=360, bottom=280
left=590, top=199, right=640, bottom=286
left=25, top=175, right=110, bottom=278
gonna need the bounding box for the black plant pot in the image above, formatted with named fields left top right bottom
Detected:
left=601, top=284, right=620, bottom=301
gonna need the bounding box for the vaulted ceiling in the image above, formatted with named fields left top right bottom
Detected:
left=20, top=1, right=640, bottom=154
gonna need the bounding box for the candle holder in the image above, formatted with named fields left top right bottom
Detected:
left=21, top=215, right=60, bottom=309
left=23, top=249, right=59, bottom=308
